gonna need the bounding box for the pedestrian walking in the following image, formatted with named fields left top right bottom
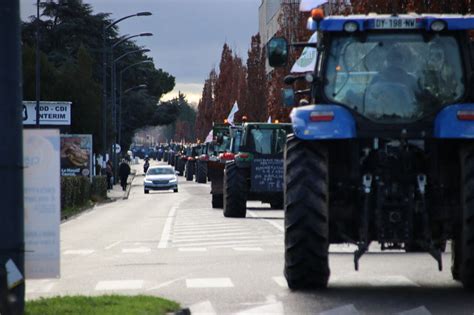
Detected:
left=106, top=160, right=113, bottom=190
left=119, top=159, right=131, bottom=191
left=143, top=156, right=150, bottom=174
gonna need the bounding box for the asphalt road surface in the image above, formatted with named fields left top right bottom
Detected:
left=26, top=162, right=474, bottom=314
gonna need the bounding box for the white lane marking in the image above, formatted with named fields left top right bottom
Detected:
left=173, top=226, right=248, bottom=233
left=174, top=239, right=279, bottom=248
left=233, top=247, right=263, bottom=252
left=95, top=280, right=143, bottom=291
left=247, top=210, right=284, bottom=232
left=63, top=249, right=94, bottom=255
left=186, top=278, right=234, bottom=288
left=146, top=276, right=188, bottom=291
left=104, top=241, right=122, bottom=250
left=26, top=280, right=56, bottom=294
left=272, top=276, right=288, bottom=288
left=178, top=248, right=208, bottom=252
left=172, top=234, right=264, bottom=242
left=398, top=306, right=432, bottom=315
left=189, top=300, right=217, bottom=315
left=320, top=304, right=360, bottom=315
left=158, top=206, right=178, bottom=249
left=122, top=247, right=151, bottom=254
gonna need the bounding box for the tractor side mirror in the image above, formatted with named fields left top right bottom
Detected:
left=267, top=37, right=289, bottom=67
left=281, top=88, right=295, bottom=107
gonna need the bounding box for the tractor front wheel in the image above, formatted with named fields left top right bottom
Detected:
left=223, top=162, right=248, bottom=218
left=284, top=135, right=330, bottom=290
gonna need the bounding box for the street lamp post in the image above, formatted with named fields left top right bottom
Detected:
left=110, top=34, right=152, bottom=182
left=101, top=12, right=151, bottom=173
left=118, top=83, right=148, bottom=146
left=118, top=60, right=153, bottom=151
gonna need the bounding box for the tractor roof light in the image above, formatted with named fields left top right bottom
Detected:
left=311, top=8, right=324, bottom=21
left=344, top=21, right=359, bottom=33
left=431, top=20, right=446, bottom=32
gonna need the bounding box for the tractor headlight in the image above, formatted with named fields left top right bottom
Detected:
left=430, top=20, right=446, bottom=32
left=344, top=21, right=358, bottom=33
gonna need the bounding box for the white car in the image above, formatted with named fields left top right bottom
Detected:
left=144, top=165, right=178, bottom=194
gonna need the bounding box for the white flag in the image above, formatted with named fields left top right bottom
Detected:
left=291, top=32, right=318, bottom=73
left=205, top=130, right=213, bottom=143
left=227, top=101, right=239, bottom=126
left=299, top=0, right=327, bottom=11
left=267, top=116, right=272, bottom=123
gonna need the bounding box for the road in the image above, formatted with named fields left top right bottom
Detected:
left=26, top=162, right=474, bottom=314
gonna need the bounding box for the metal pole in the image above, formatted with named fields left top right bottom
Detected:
left=0, top=0, right=25, bottom=313
left=110, top=52, right=116, bottom=184
left=118, top=73, right=123, bottom=148
left=35, top=0, right=41, bottom=127
left=102, top=24, right=108, bottom=174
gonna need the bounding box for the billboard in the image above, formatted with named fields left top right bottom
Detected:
left=24, top=129, right=61, bottom=279
left=60, top=134, right=93, bottom=178
left=23, top=101, right=71, bottom=125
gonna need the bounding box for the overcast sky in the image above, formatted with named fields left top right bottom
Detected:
left=20, top=0, right=261, bottom=103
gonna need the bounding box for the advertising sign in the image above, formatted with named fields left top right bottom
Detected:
left=24, top=129, right=61, bottom=279
left=60, top=134, right=93, bottom=178
left=23, top=101, right=71, bottom=125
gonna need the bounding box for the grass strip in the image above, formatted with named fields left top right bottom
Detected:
left=26, top=294, right=181, bottom=315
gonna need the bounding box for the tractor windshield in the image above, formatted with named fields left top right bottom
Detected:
left=324, top=33, right=465, bottom=122
left=247, top=127, right=288, bottom=154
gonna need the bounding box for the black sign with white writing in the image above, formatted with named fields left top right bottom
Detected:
left=251, top=157, right=284, bottom=192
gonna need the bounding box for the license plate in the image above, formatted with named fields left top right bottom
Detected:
left=373, top=18, right=417, bottom=29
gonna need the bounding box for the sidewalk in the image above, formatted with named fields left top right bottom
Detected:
left=107, top=163, right=142, bottom=201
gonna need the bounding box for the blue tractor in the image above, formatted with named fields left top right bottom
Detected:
left=268, top=12, right=474, bottom=290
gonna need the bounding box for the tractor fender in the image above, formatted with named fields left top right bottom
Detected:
left=434, top=104, right=474, bottom=138
left=290, top=104, right=356, bottom=140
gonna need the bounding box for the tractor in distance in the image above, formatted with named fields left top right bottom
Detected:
left=223, top=122, right=293, bottom=218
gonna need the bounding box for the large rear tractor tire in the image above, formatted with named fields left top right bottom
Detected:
left=452, top=145, right=474, bottom=289
left=284, top=135, right=330, bottom=290
left=196, top=160, right=208, bottom=184
left=223, top=162, right=248, bottom=218
left=212, top=193, right=223, bottom=208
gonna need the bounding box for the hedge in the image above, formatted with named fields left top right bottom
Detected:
left=61, top=176, right=107, bottom=210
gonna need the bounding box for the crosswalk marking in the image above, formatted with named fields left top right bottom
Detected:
left=95, top=280, right=143, bottom=291
left=168, top=207, right=283, bottom=249
left=186, top=278, right=234, bottom=288
left=63, top=249, right=94, bottom=255
left=122, top=247, right=151, bottom=253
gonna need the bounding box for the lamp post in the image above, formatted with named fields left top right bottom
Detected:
left=102, top=12, right=151, bottom=173
left=118, top=83, right=148, bottom=147
left=110, top=34, right=152, bottom=182
left=118, top=60, right=153, bottom=149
